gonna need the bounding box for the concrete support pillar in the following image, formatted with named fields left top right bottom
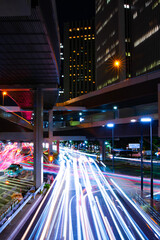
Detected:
left=48, top=110, right=53, bottom=154
left=158, top=84, right=160, bottom=137
left=99, top=140, right=106, bottom=162
left=34, top=89, right=43, bottom=188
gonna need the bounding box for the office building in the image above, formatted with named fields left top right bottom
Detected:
left=57, top=43, right=64, bottom=103
left=131, top=0, right=160, bottom=77
left=96, top=0, right=130, bottom=89
left=95, top=0, right=160, bottom=90
left=64, top=20, right=95, bottom=100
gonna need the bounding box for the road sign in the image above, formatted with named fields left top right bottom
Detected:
left=128, top=143, right=140, bottom=149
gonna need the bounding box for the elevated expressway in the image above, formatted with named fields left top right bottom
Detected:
left=0, top=0, right=60, bottom=187
left=52, top=70, right=160, bottom=140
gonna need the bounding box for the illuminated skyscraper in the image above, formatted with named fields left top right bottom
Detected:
left=131, top=0, right=160, bottom=77
left=96, top=0, right=160, bottom=90
left=64, top=20, right=95, bottom=100
left=96, top=0, right=130, bottom=89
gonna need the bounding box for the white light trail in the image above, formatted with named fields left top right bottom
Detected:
left=21, top=148, right=160, bottom=240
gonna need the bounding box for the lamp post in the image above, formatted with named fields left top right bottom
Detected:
left=140, top=117, right=153, bottom=206
left=114, top=60, right=120, bottom=80
left=107, top=123, right=115, bottom=173
left=113, top=105, right=119, bottom=119
left=2, top=91, right=7, bottom=106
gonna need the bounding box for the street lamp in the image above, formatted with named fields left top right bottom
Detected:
left=140, top=117, right=153, bottom=206
left=2, top=91, right=7, bottom=106
left=107, top=123, right=115, bottom=173
left=114, top=60, right=121, bottom=80
left=113, top=105, right=119, bottom=118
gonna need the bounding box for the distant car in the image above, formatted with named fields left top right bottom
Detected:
left=6, top=164, right=23, bottom=177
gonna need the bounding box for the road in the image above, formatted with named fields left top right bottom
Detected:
left=21, top=148, right=160, bottom=240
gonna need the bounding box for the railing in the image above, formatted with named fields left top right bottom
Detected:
left=0, top=184, right=44, bottom=233
left=134, top=193, right=160, bottom=225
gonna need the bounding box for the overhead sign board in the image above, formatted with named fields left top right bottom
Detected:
left=128, top=143, right=140, bottom=149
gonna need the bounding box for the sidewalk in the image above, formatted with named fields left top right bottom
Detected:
left=0, top=193, right=43, bottom=240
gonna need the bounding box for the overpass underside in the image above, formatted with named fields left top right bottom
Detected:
left=0, top=0, right=60, bottom=188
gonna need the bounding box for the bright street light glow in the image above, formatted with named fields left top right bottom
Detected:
left=80, top=117, right=84, bottom=122
left=114, top=60, right=120, bottom=68
left=2, top=91, right=7, bottom=96
left=140, top=117, right=152, bottom=122
left=113, top=106, right=117, bottom=110
left=107, top=123, right=114, bottom=128
left=130, top=119, right=137, bottom=123
left=79, top=112, right=82, bottom=116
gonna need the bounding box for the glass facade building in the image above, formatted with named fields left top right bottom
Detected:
left=96, top=0, right=160, bottom=89
left=64, top=20, right=95, bottom=101
left=131, top=0, right=160, bottom=76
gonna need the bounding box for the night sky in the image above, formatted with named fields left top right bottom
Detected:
left=55, top=0, right=95, bottom=38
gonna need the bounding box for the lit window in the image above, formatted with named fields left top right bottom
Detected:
left=133, top=12, right=137, bottom=19
left=134, top=25, right=160, bottom=47
left=69, top=29, right=72, bottom=32
left=124, top=4, right=130, bottom=8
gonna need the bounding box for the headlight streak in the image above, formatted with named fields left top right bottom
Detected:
left=68, top=195, right=74, bottom=240
left=22, top=160, right=66, bottom=240
left=79, top=157, right=102, bottom=239
left=95, top=196, right=116, bottom=240
left=93, top=189, right=125, bottom=240
left=88, top=158, right=149, bottom=239
left=86, top=159, right=134, bottom=240
left=62, top=160, right=70, bottom=240
left=88, top=159, right=146, bottom=240
left=46, top=191, right=65, bottom=240
left=39, top=168, right=67, bottom=239
left=22, top=148, right=160, bottom=240
left=79, top=156, right=110, bottom=240
left=73, top=157, right=82, bottom=240
left=78, top=170, right=95, bottom=240
left=111, top=179, right=160, bottom=238
left=38, top=168, right=67, bottom=240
